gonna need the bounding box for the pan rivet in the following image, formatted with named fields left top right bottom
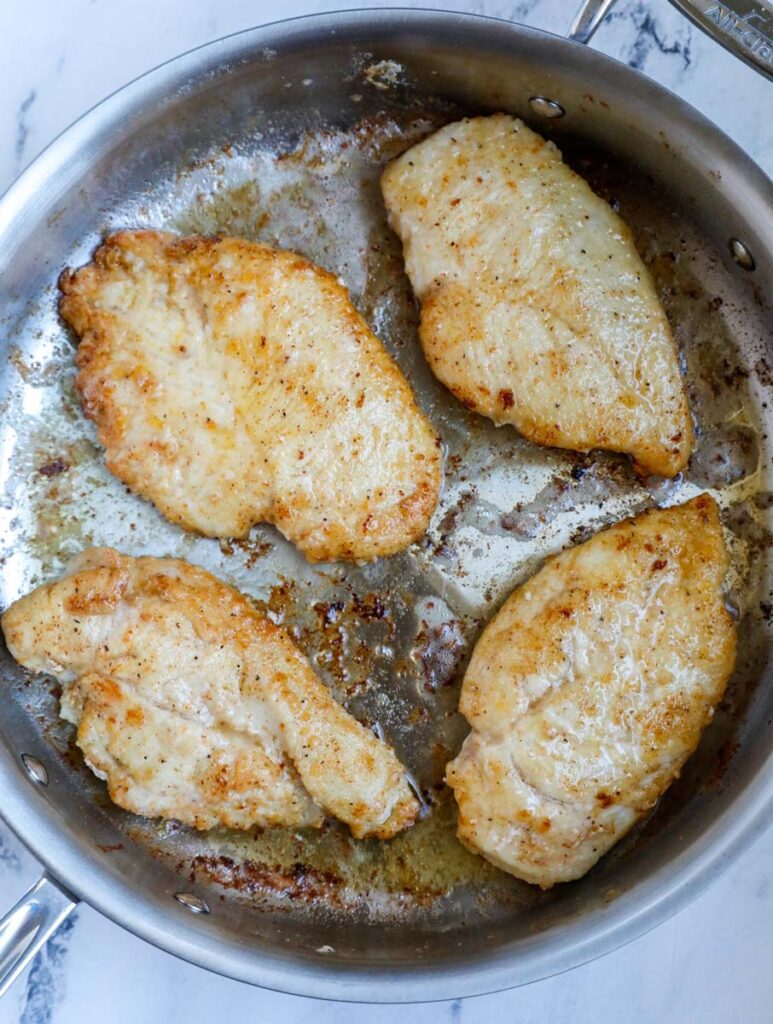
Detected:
left=174, top=892, right=210, bottom=914
left=729, top=238, right=755, bottom=271
left=529, top=96, right=565, bottom=119
left=21, top=754, right=48, bottom=786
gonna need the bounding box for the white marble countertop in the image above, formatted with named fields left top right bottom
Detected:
left=0, top=0, right=771, bottom=1021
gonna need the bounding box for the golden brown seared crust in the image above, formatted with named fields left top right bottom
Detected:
left=446, top=495, right=735, bottom=886
left=59, top=231, right=442, bottom=562
left=381, top=115, right=694, bottom=478
left=2, top=548, right=418, bottom=838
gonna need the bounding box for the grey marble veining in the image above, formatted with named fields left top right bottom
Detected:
left=0, top=0, right=770, bottom=1021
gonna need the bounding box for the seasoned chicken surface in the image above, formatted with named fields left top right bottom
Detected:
left=381, top=115, right=693, bottom=477
left=59, top=232, right=441, bottom=563
left=2, top=549, right=418, bottom=838
left=446, top=496, right=735, bottom=887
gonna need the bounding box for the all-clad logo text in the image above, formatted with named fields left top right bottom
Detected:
left=705, top=4, right=773, bottom=66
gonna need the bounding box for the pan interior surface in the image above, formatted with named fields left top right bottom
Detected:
left=0, top=12, right=771, bottom=998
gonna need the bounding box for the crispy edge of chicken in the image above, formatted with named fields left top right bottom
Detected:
left=445, top=495, right=736, bottom=887
left=1, top=548, right=418, bottom=838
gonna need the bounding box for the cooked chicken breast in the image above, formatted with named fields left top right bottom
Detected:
left=2, top=548, right=418, bottom=837
left=381, top=114, right=693, bottom=477
left=59, top=232, right=441, bottom=562
left=446, top=495, right=735, bottom=887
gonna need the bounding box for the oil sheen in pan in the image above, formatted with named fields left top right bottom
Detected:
left=0, top=107, right=771, bottom=923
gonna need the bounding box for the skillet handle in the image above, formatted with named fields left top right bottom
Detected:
left=569, top=0, right=773, bottom=81
left=669, top=1, right=773, bottom=82
left=568, top=0, right=618, bottom=43
left=0, top=874, right=78, bottom=997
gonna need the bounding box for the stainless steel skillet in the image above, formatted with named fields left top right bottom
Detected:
left=0, top=0, right=771, bottom=1003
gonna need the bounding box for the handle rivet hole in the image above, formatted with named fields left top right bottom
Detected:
left=174, top=892, right=210, bottom=914
left=21, top=754, right=48, bottom=786
left=529, top=96, right=565, bottom=119
left=729, top=238, right=755, bottom=271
